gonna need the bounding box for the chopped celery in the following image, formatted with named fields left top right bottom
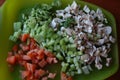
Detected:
left=66, top=57, right=73, bottom=63
left=56, top=53, right=64, bottom=60
left=9, top=35, right=17, bottom=42
left=14, top=22, right=22, bottom=31
left=70, top=64, right=76, bottom=71
left=13, top=30, right=22, bottom=38
left=61, top=62, right=69, bottom=72
left=82, top=66, right=90, bottom=74
left=77, top=68, right=82, bottom=74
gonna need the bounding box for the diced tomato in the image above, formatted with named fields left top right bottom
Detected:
left=21, top=70, right=30, bottom=79
left=38, top=59, right=47, bottom=68
left=61, top=72, right=73, bottom=80
left=30, top=38, right=36, bottom=43
left=44, top=50, right=54, bottom=57
left=53, top=58, right=58, bottom=63
left=61, top=72, right=68, bottom=80
left=67, top=76, right=73, bottom=80
left=29, top=38, right=37, bottom=50
left=46, top=57, right=53, bottom=64
left=46, top=57, right=58, bottom=64
left=6, top=56, right=16, bottom=65
left=15, top=54, right=22, bottom=61
left=22, top=55, right=31, bottom=61
left=34, top=69, right=46, bottom=79
left=37, top=49, right=45, bottom=60
left=41, top=77, right=48, bottom=80
left=27, top=52, right=37, bottom=59
left=48, top=73, right=56, bottom=79
left=26, top=63, right=36, bottom=73
left=7, top=35, right=60, bottom=80
left=20, top=61, right=27, bottom=67
left=12, top=45, right=18, bottom=52
left=20, top=44, right=30, bottom=51
left=32, top=58, right=39, bottom=64
left=18, top=50, right=24, bottom=55
left=21, top=34, right=29, bottom=42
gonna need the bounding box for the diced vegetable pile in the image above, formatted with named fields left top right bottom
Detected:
left=6, top=1, right=115, bottom=80
left=7, top=34, right=58, bottom=80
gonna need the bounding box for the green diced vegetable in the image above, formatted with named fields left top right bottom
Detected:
left=14, top=22, right=22, bottom=31
left=70, top=64, right=76, bottom=71
left=56, top=53, right=64, bottom=60
left=82, top=66, right=90, bottom=74
left=13, top=30, right=22, bottom=38
left=61, top=62, right=69, bottom=72
left=9, top=35, right=17, bottom=42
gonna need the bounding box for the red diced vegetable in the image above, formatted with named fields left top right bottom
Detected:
left=20, top=44, right=30, bottom=51
left=37, top=49, right=45, bottom=60
left=53, top=58, right=58, bottom=63
left=7, top=35, right=59, bottom=80
left=26, top=63, right=36, bottom=73
left=48, top=73, right=56, bottom=79
left=21, top=70, right=31, bottom=79
left=6, top=56, right=16, bottom=65
left=67, top=76, right=73, bottom=80
left=12, top=45, right=18, bottom=52
left=46, top=57, right=53, bottom=64
left=44, top=50, right=54, bottom=57
left=38, top=59, right=47, bottom=68
left=61, top=72, right=68, bottom=80
left=41, top=77, right=48, bottom=80
left=22, top=55, right=31, bottom=61
left=34, top=69, right=46, bottom=79
left=61, top=72, right=73, bottom=80
left=21, top=34, right=29, bottom=42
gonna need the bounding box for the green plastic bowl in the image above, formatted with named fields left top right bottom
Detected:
left=0, top=0, right=118, bottom=80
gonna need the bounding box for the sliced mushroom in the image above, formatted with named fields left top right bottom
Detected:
left=103, top=26, right=112, bottom=35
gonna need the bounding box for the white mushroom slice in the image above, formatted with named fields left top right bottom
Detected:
left=71, top=1, right=78, bottom=10
left=51, top=19, right=58, bottom=29
left=96, top=8, right=104, bottom=21
left=78, top=46, right=85, bottom=51
left=109, top=36, right=116, bottom=43
left=78, top=32, right=85, bottom=39
left=95, top=56, right=102, bottom=64
left=83, top=27, right=92, bottom=33
left=64, top=13, right=72, bottom=19
left=56, top=10, right=64, bottom=13
left=106, top=43, right=111, bottom=48
left=60, top=27, right=66, bottom=31
left=83, top=5, right=90, bottom=13
left=75, top=15, right=82, bottom=23
left=101, top=50, right=108, bottom=58
left=90, top=10, right=95, bottom=15
left=94, top=49, right=100, bottom=56
left=97, top=39, right=105, bottom=45
left=101, top=46, right=106, bottom=51
left=51, top=18, right=62, bottom=29
left=95, top=63, right=103, bottom=70
left=64, top=5, right=71, bottom=12
left=97, top=23, right=104, bottom=28
left=56, top=13, right=64, bottom=17
left=77, top=40, right=82, bottom=44
left=104, top=26, right=112, bottom=35
left=65, top=28, right=73, bottom=36
left=106, top=58, right=112, bottom=67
